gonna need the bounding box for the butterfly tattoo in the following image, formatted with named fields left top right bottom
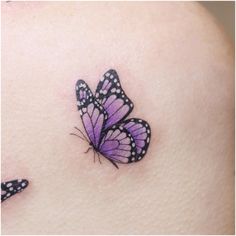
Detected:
left=71, top=69, right=151, bottom=169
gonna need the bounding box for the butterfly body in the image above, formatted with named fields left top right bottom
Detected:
left=74, top=69, right=151, bottom=168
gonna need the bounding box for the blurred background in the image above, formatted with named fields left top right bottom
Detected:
left=200, top=1, right=235, bottom=41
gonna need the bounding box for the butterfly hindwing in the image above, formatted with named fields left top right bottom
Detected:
left=99, top=124, right=137, bottom=164
left=121, top=118, right=151, bottom=161
left=76, top=80, right=108, bottom=148
left=95, top=69, right=134, bottom=129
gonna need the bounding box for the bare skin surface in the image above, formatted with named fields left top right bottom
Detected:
left=2, top=2, right=234, bottom=234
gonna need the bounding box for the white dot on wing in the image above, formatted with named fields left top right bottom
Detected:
left=106, top=73, right=110, bottom=77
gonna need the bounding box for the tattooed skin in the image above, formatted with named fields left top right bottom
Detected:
left=1, top=179, right=29, bottom=202
left=71, top=69, right=151, bottom=169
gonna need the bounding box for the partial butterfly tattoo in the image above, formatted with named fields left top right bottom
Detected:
left=71, top=69, right=151, bottom=169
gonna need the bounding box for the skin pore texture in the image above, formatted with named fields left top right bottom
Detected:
left=2, top=2, right=234, bottom=234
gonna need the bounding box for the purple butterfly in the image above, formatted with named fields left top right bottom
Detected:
left=71, top=69, right=151, bottom=169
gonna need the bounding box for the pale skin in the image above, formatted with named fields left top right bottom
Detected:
left=2, top=2, right=234, bottom=234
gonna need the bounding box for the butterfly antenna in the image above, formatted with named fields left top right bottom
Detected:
left=84, top=147, right=92, bottom=154
left=93, top=150, right=96, bottom=163
left=74, top=127, right=90, bottom=143
left=70, top=133, right=88, bottom=143
left=97, top=153, right=102, bottom=164
left=107, top=159, right=119, bottom=169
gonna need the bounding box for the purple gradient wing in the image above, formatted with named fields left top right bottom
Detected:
left=99, top=124, right=137, bottom=163
left=76, top=80, right=108, bottom=148
left=121, top=118, right=151, bottom=161
left=95, top=69, right=133, bottom=129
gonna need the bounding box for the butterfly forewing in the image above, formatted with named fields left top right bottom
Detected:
left=121, top=118, right=151, bottom=161
left=99, top=124, right=138, bottom=163
left=76, top=80, right=108, bottom=148
left=95, top=69, right=134, bottom=129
